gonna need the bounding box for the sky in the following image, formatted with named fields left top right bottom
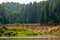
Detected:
left=0, top=0, right=46, bottom=4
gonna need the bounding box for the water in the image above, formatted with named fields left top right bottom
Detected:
left=0, top=36, right=60, bottom=40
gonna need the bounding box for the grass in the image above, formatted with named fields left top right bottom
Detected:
left=5, top=23, right=40, bottom=26
left=0, top=27, right=43, bottom=37
left=43, top=26, right=60, bottom=36
left=0, top=38, right=35, bottom=40
left=0, top=24, right=60, bottom=36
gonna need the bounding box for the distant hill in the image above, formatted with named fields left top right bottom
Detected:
left=2, top=2, right=26, bottom=13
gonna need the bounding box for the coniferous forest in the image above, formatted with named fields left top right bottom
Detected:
left=0, top=0, right=60, bottom=25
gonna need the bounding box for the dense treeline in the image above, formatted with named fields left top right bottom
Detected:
left=0, top=0, right=60, bottom=25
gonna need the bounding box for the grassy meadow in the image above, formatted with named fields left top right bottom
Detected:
left=0, top=24, right=60, bottom=37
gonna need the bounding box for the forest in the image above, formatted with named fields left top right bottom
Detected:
left=0, top=0, right=60, bottom=37
left=0, top=0, right=60, bottom=25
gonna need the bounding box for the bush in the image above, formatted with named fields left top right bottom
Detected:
left=48, top=20, right=54, bottom=25
left=4, top=32, right=17, bottom=36
left=0, top=28, right=44, bottom=36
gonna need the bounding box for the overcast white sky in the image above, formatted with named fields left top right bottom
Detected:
left=0, top=0, right=46, bottom=4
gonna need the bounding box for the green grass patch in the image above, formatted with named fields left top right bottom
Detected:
left=0, top=28, right=43, bottom=37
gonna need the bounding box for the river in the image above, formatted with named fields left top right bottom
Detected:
left=0, top=36, right=60, bottom=40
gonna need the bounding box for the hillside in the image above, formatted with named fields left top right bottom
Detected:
left=0, top=0, right=60, bottom=24
left=0, top=24, right=60, bottom=36
left=44, top=25, right=60, bottom=36
left=3, top=2, right=25, bottom=13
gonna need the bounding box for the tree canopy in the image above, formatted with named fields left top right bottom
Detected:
left=0, top=0, right=60, bottom=25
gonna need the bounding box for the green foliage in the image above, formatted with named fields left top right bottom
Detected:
left=4, top=31, right=16, bottom=36
left=48, top=20, right=54, bottom=25
left=0, top=28, right=43, bottom=37
left=0, top=0, right=60, bottom=25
